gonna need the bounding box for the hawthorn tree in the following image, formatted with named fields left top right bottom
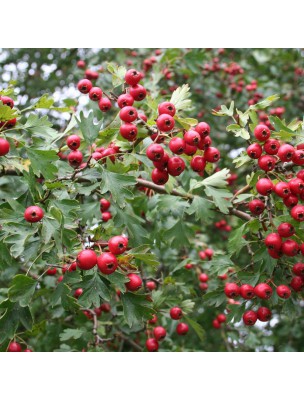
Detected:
left=0, top=48, right=304, bottom=352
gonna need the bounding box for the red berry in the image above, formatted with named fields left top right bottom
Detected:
left=258, top=155, right=276, bottom=171
left=66, top=135, right=81, bottom=150
left=248, top=199, right=265, bottom=215
left=125, top=69, right=142, bottom=86
left=254, top=283, right=273, bottom=299
left=126, top=273, right=142, bottom=291
left=117, top=93, right=134, bottom=108
left=169, top=137, right=186, bottom=155
left=274, top=182, right=291, bottom=198
left=185, top=263, right=193, bottom=270
left=108, top=235, right=128, bottom=255
left=85, top=69, right=99, bottom=80
left=224, top=283, right=240, bottom=298
left=46, top=267, right=57, bottom=276
left=0, top=138, right=10, bottom=156
left=268, top=248, right=283, bottom=259
left=184, top=144, right=197, bottom=156
left=8, top=342, right=22, bottom=352
left=119, top=106, right=137, bottom=122
left=153, top=152, right=169, bottom=170
left=254, top=124, right=271, bottom=141
left=276, top=285, right=291, bottom=299
left=77, top=60, right=86, bottom=69
left=167, top=156, right=185, bottom=176
left=290, top=276, right=304, bottom=292
left=291, top=205, right=304, bottom=221
left=153, top=326, right=166, bottom=340
left=277, top=222, right=295, bottom=238
left=278, top=144, right=295, bottom=162
left=256, top=178, right=274, bottom=196
left=204, top=147, right=221, bottom=163
left=100, top=198, right=111, bottom=212
left=217, top=314, right=226, bottom=323
left=199, top=273, right=209, bottom=283
left=158, top=102, right=176, bottom=117
left=292, top=150, right=304, bottom=165
left=148, top=315, right=158, bottom=325
left=74, top=288, right=83, bottom=298
left=97, top=252, right=118, bottom=275
left=176, top=322, right=189, bottom=335
left=170, top=307, right=183, bottom=320
left=147, top=281, right=157, bottom=291
left=284, top=195, right=298, bottom=208
left=257, top=307, right=271, bottom=322
left=151, top=168, right=169, bottom=185
left=102, top=211, right=112, bottom=222
left=68, top=262, right=77, bottom=272
left=129, top=84, right=147, bottom=101
left=146, top=143, right=164, bottom=161
left=156, top=114, right=175, bottom=132
left=289, top=178, right=304, bottom=195
left=146, top=338, right=159, bottom=352
left=199, top=282, right=208, bottom=291
left=243, top=310, right=258, bottom=326
left=68, top=150, right=83, bottom=168
left=190, top=156, right=206, bottom=172
left=240, top=284, right=255, bottom=299
left=199, top=251, right=207, bottom=260
left=247, top=143, right=262, bottom=159
left=264, top=233, right=282, bottom=251
left=1, top=96, right=14, bottom=108
left=264, top=139, right=280, bottom=155
left=98, top=97, right=112, bottom=112
left=24, top=206, right=44, bottom=222
left=195, top=122, right=210, bottom=138
left=296, top=170, right=304, bottom=180
left=77, top=79, right=92, bottom=94
left=292, top=262, right=304, bottom=276
left=89, top=87, right=103, bottom=101
left=100, top=303, right=111, bottom=312
left=120, top=123, right=138, bottom=141
left=184, top=130, right=201, bottom=146
left=76, top=249, right=97, bottom=270
left=212, top=319, right=221, bottom=329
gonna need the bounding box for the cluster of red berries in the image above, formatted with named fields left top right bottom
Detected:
left=198, top=248, right=214, bottom=261
left=100, top=198, right=112, bottom=222
left=0, top=95, right=17, bottom=157
left=198, top=272, right=209, bottom=291
left=145, top=307, right=189, bottom=352
left=82, top=303, right=111, bottom=320
left=214, top=219, right=232, bottom=232
left=77, top=78, right=112, bottom=113
left=212, top=313, right=227, bottom=329
left=264, top=224, right=304, bottom=259
left=7, top=341, right=32, bottom=352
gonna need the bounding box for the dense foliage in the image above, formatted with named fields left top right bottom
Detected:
left=0, top=48, right=304, bottom=352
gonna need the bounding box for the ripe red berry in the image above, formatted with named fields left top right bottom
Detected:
left=119, top=106, right=137, bottom=122
left=243, top=310, right=258, bottom=326
left=284, top=195, right=298, bottom=208
left=256, top=178, right=274, bottom=196
left=292, top=150, right=304, bottom=165
left=68, top=262, right=77, bottom=272
left=167, top=156, right=185, bottom=176
left=274, top=182, right=291, bottom=198
left=290, top=276, right=304, bottom=292
left=77, top=60, right=86, bottom=69
left=120, top=123, right=138, bottom=141
left=1, top=96, right=14, bottom=108
left=153, top=326, right=166, bottom=340
left=240, top=284, right=255, bottom=299
left=77, top=79, right=93, bottom=94
left=264, top=233, right=282, bottom=251
left=190, top=156, right=206, bottom=172
left=100, top=303, right=111, bottom=312
left=296, top=170, right=304, bottom=180
left=66, top=135, right=81, bottom=150
left=4, top=118, right=16, bottom=129
left=117, top=93, right=134, bottom=108
left=146, top=338, right=159, bottom=352
left=254, top=283, right=273, bottom=299
left=146, top=143, right=164, bottom=161
left=170, top=307, right=183, bottom=320
left=204, top=147, right=221, bottom=163
left=248, top=199, right=265, bottom=215
left=24, top=206, right=44, bottom=222
left=247, top=143, right=262, bottom=159
left=125, top=69, right=142, bottom=86
left=185, top=263, right=193, bottom=270
left=129, top=84, right=147, bottom=101
left=0, top=138, right=10, bottom=156
left=98, top=97, right=112, bottom=112
left=126, top=273, right=142, bottom=291
left=278, top=144, right=295, bottom=162
left=268, top=248, right=283, bottom=259
left=254, top=124, right=271, bottom=141
left=184, top=130, right=201, bottom=146
left=148, top=315, right=158, bottom=325
left=68, top=150, right=83, bottom=168
left=276, top=285, right=291, bottom=299
left=195, top=122, right=210, bottom=138
left=76, top=249, right=97, bottom=270
left=100, top=198, right=111, bottom=212
left=158, top=102, right=176, bottom=117
left=176, top=322, right=189, bottom=335
left=257, top=307, right=272, bottom=322
left=199, top=273, right=209, bottom=282
left=102, top=211, right=112, bottom=222
left=224, top=282, right=240, bottom=298
left=146, top=281, right=157, bottom=291
left=184, top=144, right=197, bottom=156
left=74, top=288, right=83, bottom=298
left=89, top=87, right=103, bottom=101
left=277, top=222, right=295, bottom=238
left=169, top=137, right=186, bottom=154
left=292, top=262, right=304, bottom=276
left=151, top=168, right=169, bottom=185
left=108, top=235, right=128, bottom=255
left=289, top=178, right=304, bottom=195
left=291, top=205, right=304, bottom=221
left=8, top=342, right=22, bottom=352
left=212, top=319, right=221, bottom=329
left=46, top=267, right=57, bottom=276
left=97, top=252, right=118, bottom=275
left=217, top=314, right=226, bottom=323
left=258, top=155, right=276, bottom=171
left=264, top=139, right=280, bottom=155
left=199, top=282, right=208, bottom=291
left=85, top=69, right=99, bottom=80
left=156, top=114, right=175, bottom=132
left=153, top=152, right=169, bottom=170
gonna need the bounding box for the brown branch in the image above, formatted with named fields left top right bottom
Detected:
left=115, top=332, right=143, bottom=352
left=231, top=184, right=251, bottom=202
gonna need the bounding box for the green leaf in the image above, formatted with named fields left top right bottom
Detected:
left=0, top=300, right=33, bottom=340
left=60, top=328, right=85, bottom=341
left=8, top=275, right=37, bottom=307
left=78, top=271, right=111, bottom=308
left=200, top=168, right=231, bottom=189
left=203, top=288, right=227, bottom=307
left=184, top=316, right=205, bottom=343
left=128, top=245, right=159, bottom=268
left=170, top=84, right=192, bottom=111
left=174, top=116, right=198, bottom=130
left=187, top=195, right=214, bottom=222
left=100, top=168, right=136, bottom=208
left=76, top=110, right=102, bottom=145
left=166, top=219, right=192, bottom=248
left=248, top=94, right=280, bottom=111
left=107, top=62, right=127, bottom=87
left=104, top=271, right=129, bottom=293
left=204, top=186, right=232, bottom=214
left=20, top=114, right=58, bottom=141
left=27, top=148, right=58, bottom=180
left=97, top=113, right=120, bottom=146
left=0, top=102, right=18, bottom=122
left=227, top=223, right=248, bottom=256
left=233, top=152, right=252, bottom=168
left=121, top=292, right=154, bottom=328
left=212, top=101, right=234, bottom=117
